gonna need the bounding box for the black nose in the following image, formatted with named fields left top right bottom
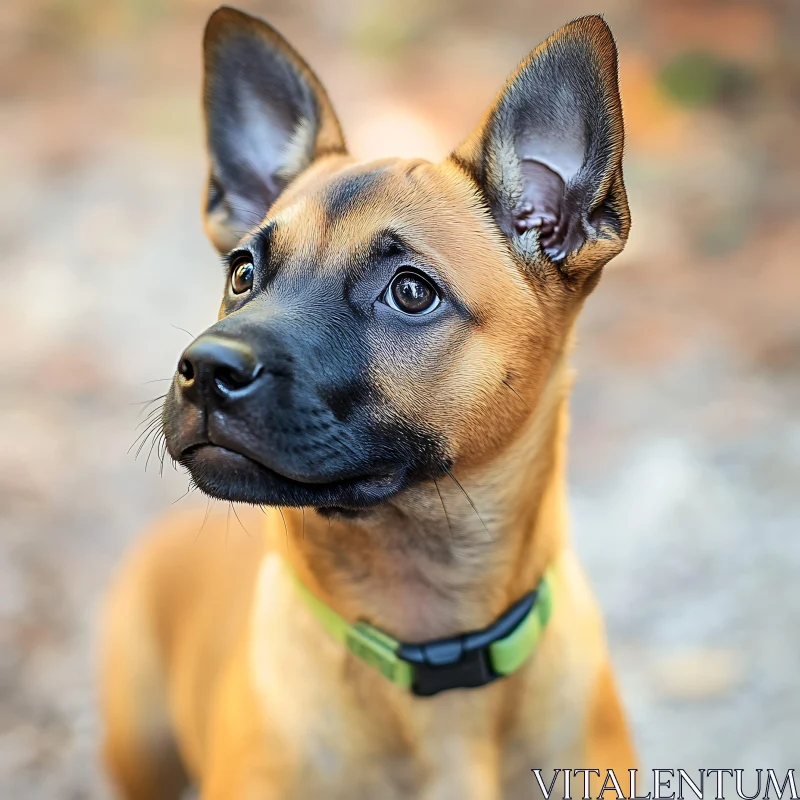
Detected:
left=177, top=335, right=262, bottom=400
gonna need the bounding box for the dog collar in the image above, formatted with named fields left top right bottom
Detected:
left=292, top=568, right=553, bottom=697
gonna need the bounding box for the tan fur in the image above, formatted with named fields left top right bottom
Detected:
left=101, top=363, right=636, bottom=797
left=101, top=10, right=636, bottom=798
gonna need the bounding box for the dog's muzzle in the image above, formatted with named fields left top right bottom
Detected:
left=161, top=325, right=416, bottom=509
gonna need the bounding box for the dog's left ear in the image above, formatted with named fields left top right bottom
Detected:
left=202, top=6, right=346, bottom=252
left=450, top=16, right=629, bottom=278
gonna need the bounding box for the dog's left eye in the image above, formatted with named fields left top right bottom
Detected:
left=383, top=271, right=441, bottom=315
left=230, top=255, right=254, bottom=294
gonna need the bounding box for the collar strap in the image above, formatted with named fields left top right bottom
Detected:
left=292, top=568, right=553, bottom=697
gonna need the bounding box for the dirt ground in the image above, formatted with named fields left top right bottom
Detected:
left=1, top=0, right=799, bottom=797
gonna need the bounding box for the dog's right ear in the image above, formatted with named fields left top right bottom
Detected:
left=202, top=6, right=346, bottom=252
left=449, top=16, right=629, bottom=280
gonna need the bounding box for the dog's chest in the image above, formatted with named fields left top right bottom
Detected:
left=245, top=558, right=497, bottom=796
left=241, top=555, right=583, bottom=798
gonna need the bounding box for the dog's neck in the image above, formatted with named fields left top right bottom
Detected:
left=266, top=355, right=573, bottom=643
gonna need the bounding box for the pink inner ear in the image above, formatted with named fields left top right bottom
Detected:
left=512, top=160, right=584, bottom=262
left=513, top=161, right=563, bottom=232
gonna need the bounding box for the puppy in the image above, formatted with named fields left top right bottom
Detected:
left=101, top=7, right=636, bottom=798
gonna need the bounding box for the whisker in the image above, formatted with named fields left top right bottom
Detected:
left=133, top=409, right=162, bottom=432
left=442, top=466, right=493, bottom=541
left=195, top=497, right=213, bottom=542
left=222, top=202, right=264, bottom=224
left=137, top=404, right=165, bottom=424
left=129, top=417, right=159, bottom=450
left=277, top=507, right=289, bottom=549
left=432, top=477, right=454, bottom=545
left=135, top=405, right=164, bottom=430
left=130, top=418, right=162, bottom=458
left=170, top=323, right=195, bottom=340
left=502, top=379, right=529, bottom=410
left=144, top=432, right=158, bottom=470
left=145, top=429, right=166, bottom=472
left=171, top=484, right=196, bottom=505
left=158, top=436, right=169, bottom=477
left=130, top=393, right=166, bottom=408
left=131, top=416, right=161, bottom=450
left=231, top=504, right=251, bottom=538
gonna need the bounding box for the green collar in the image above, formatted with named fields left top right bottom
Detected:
left=292, top=568, right=554, bottom=697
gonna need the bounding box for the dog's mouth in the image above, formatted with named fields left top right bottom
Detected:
left=180, top=443, right=406, bottom=509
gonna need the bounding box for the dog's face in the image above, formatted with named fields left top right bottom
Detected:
left=163, top=8, right=629, bottom=512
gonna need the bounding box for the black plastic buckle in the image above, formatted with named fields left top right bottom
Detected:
left=396, top=590, right=537, bottom=697
left=399, top=638, right=497, bottom=697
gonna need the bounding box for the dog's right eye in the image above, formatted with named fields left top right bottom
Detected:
left=383, top=271, right=441, bottom=315
left=230, top=255, right=254, bottom=294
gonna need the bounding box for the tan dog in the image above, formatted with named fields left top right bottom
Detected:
left=101, top=7, right=636, bottom=798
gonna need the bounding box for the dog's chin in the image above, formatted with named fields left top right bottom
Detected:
left=180, top=444, right=407, bottom=510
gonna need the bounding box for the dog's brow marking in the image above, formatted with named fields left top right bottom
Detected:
left=339, top=227, right=427, bottom=295
left=368, top=228, right=436, bottom=268
left=323, top=169, right=385, bottom=221
left=361, top=229, right=407, bottom=264
left=254, top=220, right=275, bottom=249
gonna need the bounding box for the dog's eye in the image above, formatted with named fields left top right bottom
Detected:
left=230, top=255, right=254, bottom=295
left=383, top=271, right=440, bottom=315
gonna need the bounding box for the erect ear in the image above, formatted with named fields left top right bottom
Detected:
left=202, top=6, right=346, bottom=252
left=450, top=16, right=629, bottom=274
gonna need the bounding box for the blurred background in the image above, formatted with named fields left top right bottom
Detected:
left=1, top=0, right=799, bottom=796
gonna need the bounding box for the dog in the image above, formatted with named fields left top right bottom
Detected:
left=100, top=6, right=636, bottom=798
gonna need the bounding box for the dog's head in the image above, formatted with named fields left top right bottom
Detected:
left=163, top=7, right=629, bottom=512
